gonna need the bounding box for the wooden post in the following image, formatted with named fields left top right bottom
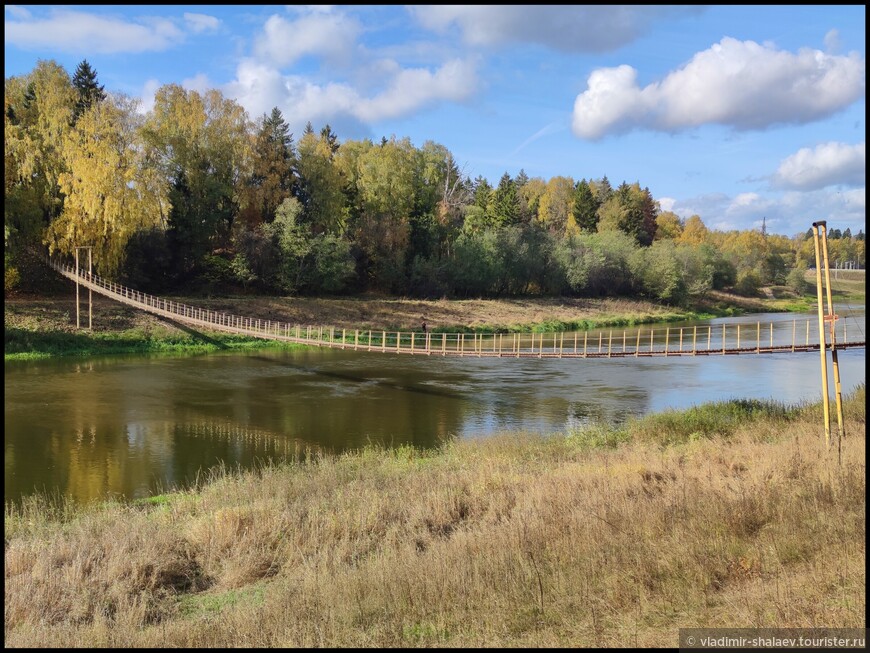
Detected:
left=665, top=327, right=670, bottom=356
left=607, top=330, right=612, bottom=358
left=692, top=326, right=697, bottom=355
left=679, top=327, right=683, bottom=352
left=622, top=330, right=626, bottom=353
left=584, top=331, right=588, bottom=357
left=75, top=248, right=80, bottom=329
left=722, top=324, right=726, bottom=354
left=87, top=247, right=92, bottom=330
left=635, top=329, right=640, bottom=357
left=461, top=332, right=465, bottom=355
left=650, top=328, right=654, bottom=355
left=574, top=332, right=578, bottom=354
left=559, top=333, right=564, bottom=358
left=598, top=331, right=602, bottom=354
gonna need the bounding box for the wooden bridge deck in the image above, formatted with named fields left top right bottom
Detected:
left=48, top=258, right=866, bottom=359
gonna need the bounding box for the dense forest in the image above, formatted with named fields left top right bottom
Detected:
left=5, top=60, right=866, bottom=305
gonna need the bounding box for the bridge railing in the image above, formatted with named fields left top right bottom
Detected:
left=47, top=256, right=863, bottom=358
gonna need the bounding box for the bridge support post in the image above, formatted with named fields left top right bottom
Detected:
left=74, top=246, right=93, bottom=330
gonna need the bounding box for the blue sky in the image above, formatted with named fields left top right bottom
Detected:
left=5, top=5, right=866, bottom=237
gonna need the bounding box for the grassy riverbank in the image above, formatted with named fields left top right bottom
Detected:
left=5, top=386, right=865, bottom=647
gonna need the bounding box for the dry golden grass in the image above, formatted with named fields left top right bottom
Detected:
left=5, top=389, right=865, bottom=647
left=4, top=293, right=701, bottom=335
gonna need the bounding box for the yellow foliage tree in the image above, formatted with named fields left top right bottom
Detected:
left=48, top=95, right=170, bottom=274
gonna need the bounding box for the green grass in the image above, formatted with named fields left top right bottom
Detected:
left=4, top=327, right=303, bottom=361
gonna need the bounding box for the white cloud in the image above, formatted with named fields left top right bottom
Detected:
left=657, top=197, right=677, bottom=212
left=824, top=28, right=841, bottom=53
left=254, top=12, right=360, bottom=66
left=292, top=6, right=335, bottom=15
left=5, top=5, right=31, bottom=20
left=409, top=5, right=703, bottom=52
left=354, top=58, right=477, bottom=122
left=182, top=73, right=212, bottom=94
left=224, top=57, right=477, bottom=134
left=670, top=188, right=865, bottom=236
left=772, top=142, right=865, bottom=191
left=137, top=79, right=161, bottom=115
left=184, top=12, right=220, bottom=34
left=5, top=9, right=186, bottom=54
left=572, top=37, right=866, bottom=139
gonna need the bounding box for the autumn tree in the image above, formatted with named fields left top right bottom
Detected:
left=537, top=175, right=574, bottom=234
left=678, top=215, right=709, bottom=245
left=296, top=124, right=345, bottom=235
left=47, top=95, right=169, bottom=274
left=141, top=84, right=251, bottom=276
left=655, top=211, right=683, bottom=240
left=518, top=176, right=546, bottom=225
left=241, top=107, right=296, bottom=226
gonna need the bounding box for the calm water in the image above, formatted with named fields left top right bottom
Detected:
left=5, top=308, right=865, bottom=504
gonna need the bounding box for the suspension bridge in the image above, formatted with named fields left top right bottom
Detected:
left=47, top=256, right=865, bottom=359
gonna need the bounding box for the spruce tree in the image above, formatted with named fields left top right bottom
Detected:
left=72, top=59, right=106, bottom=121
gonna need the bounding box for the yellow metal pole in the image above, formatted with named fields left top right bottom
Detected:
left=820, top=226, right=845, bottom=449
left=812, top=222, right=831, bottom=449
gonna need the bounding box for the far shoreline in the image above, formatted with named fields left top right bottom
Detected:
left=5, top=274, right=864, bottom=362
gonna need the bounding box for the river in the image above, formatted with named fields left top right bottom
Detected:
left=5, top=308, right=865, bottom=504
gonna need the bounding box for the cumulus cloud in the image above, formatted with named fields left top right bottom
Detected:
left=408, top=5, right=703, bottom=52
left=572, top=37, right=866, bottom=139
left=5, top=8, right=187, bottom=53
left=184, top=12, right=220, bottom=34
left=225, top=57, right=477, bottom=132
left=254, top=11, right=360, bottom=66
left=772, top=142, right=865, bottom=191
